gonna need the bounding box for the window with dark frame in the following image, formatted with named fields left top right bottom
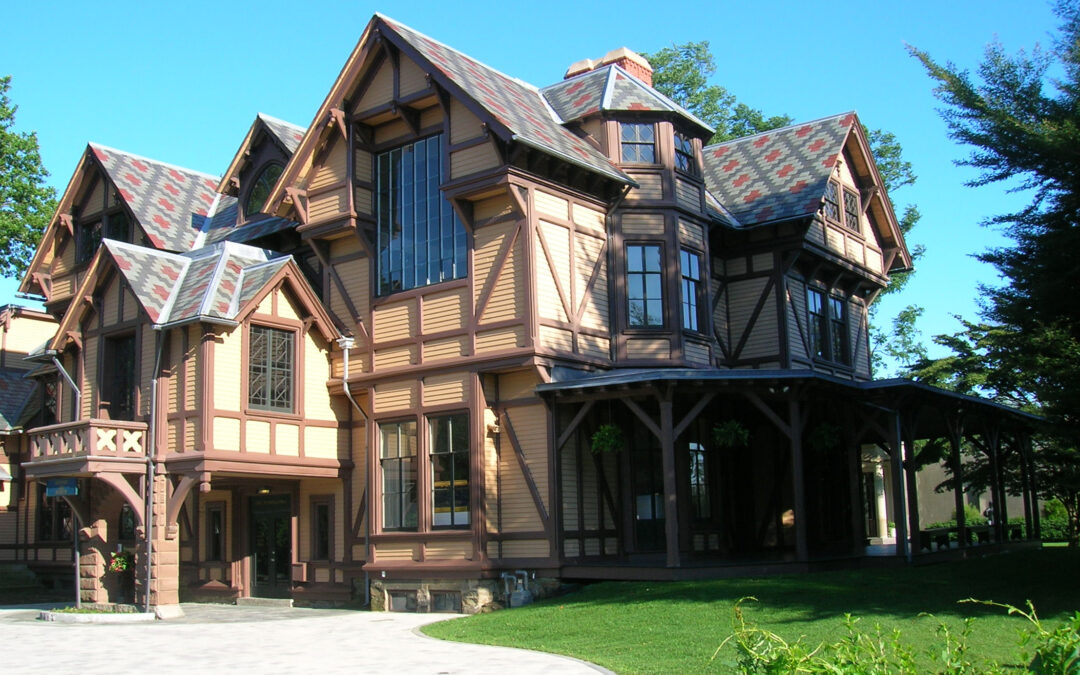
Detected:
left=245, top=163, right=284, bottom=217
left=37, top=486, right=72, bottom=542
left=102, top=334, right=136, bottom=421
left=620, top=122, right=656, bottom=163
left=381, top=420, right=418, bottom=531
left=76, top=210, right=131, bottom=264
left=807, top=287, right=828, bottom=360
left=627, top=244, right=663, bottom=327
left=376, top=134, right=467, bottom=295
left=807, top=287, right=851, bottom=365
left=829, top=296, right=848, bottom=364
left=823, top=181, right=841, bottom=223
left=248, top=326, right=294, bottom=412
left=689, top=442, right=709, bottom=520
left=430, top=413, right=469, bottom=529
left=674, top=131, right=696, bottom=174
left=679, top=249, right=702, bottom=331
left=311, top=497, right=332, bottom=561
left=842, top=188, right=861, bottom=233
left=206, top=503, right=225, bottom=562
left=119, top=503, right=136, bottom=541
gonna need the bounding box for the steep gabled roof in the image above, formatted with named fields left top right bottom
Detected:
left=541, top=64, right=713, bottom=136
left=0, top=367, right=38, bottom=432
left=702, top=112, right=856, bottom=228
left=259, top=114, right=305, bottom=154
left=216, top=113, right=306, bottom=195
left=90, top=143, right=219, bottom=251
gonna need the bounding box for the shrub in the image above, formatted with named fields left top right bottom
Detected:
left=1041, top=499, right=1071, bottom=542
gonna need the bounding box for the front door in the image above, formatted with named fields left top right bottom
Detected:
left=631, top=442, right=665, bottom=553
left=250, top=494, right=292, bottom=598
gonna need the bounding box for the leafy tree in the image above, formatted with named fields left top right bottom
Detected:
left=0, top=75, right=56, bottom=280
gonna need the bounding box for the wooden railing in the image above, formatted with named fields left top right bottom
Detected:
left=26, top=419, right=148, bottom=461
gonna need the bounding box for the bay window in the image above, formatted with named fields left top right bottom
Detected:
left=627, top=244, right=663, bottom=327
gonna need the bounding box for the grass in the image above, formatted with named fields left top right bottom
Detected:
left=422, top=548, right=1080, bottom=673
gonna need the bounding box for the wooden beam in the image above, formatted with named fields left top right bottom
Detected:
left=659, top=392, right=680, bottom=568
left=622, top=397, right=662, bottom=441
left=502, top=411, right=550, bottom=527
left=556, top=399, right=594, bottom=451
left=745, top=392, right=791, bottom=439
left=165, top=474, right=199, bottom=527
left=673, top=392, right=715, bottom=440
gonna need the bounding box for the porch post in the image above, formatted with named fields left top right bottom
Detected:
left=889, top=412, right=908, bottom=559
left=1016, top=431, right=1034, bottom=539
left=985, top=422, right=1005, bottom=542
left=659, top=390, right=680, bottom=568
left=789, top=398, right=808, bottom=563
left=846, top=415, right=864, bottom=555
left=946, top=413, right=967, bottom=549
left=901, top=414, right=920, bottom=556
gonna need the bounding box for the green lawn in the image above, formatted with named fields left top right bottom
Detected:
left=422, top=548, right=1080, bottom=673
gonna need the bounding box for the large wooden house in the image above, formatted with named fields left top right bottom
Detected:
left=6, top=14, right=1039, bottom=613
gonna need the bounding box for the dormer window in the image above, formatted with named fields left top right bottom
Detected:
left=824, top=180, right=861, bottom=234
left=75, top=211, right=131, bottom=264
left=674, top=131, right=696, bottom=175
left=245, top=163, right=284, bottom=217
left=620, top=122, right=656, bottom=163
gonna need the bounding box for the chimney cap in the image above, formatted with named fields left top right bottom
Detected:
left=564, top=58, right=596, bottom=80
left=599, top=47, right=653, bottom=74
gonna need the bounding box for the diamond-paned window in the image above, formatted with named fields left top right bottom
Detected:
left=249, top=326, right=294, bottom=411
left=843, top=188, right=860, bottom=233
left=674, top=131, right=696, bottom=174
left=823, top=181, right=841, bottom=222
left=621, top=122, right=656, bottom=163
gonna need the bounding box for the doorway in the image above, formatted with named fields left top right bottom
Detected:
left=249, top=494, right=292, bottom=598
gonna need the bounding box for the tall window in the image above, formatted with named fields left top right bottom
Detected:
left=620, top=122, right=656, bottom=163
left=246, top=163, right=284, bottom=217
left=76, top=211, right=131, bottom=264
left=249, top=326, right=294, bottom=412
left=807, top=287, right=850, bottom=365
left=842, top=188, right=861, bottom=233
left=206, top=503, right=225, bottom=562
left=376, top=135, right=466, bottom=295
left=311, top=497, right=332, bottom=560
left=679, top=249, right=701, bottom=331
left=381, top=420, right=418, bottom=531
left=627, top=244, right=663, bottom=327
left=674, top=131, right=696, bottom=174
left=689, top=442, right=709, bottom=520
left=102, top=334, right=136, bottom=421
left=119, top=503, right=136, bottom=541
left=823, top=181, right=841, bottom=223
left=37, top=487, right=72, bottom=542
left=430, top=414, right=469, bottom=529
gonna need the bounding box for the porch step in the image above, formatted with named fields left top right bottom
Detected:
left=235, top=597, right=293, bottom=608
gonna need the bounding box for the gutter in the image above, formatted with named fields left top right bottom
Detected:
left=337, top=336, right=371, bottom=606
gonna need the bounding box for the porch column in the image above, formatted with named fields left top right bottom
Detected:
left=136, top=472, right=179, bottom=607
left=901, top=416, right=921, bottom=555
left=788, top=399, right=808, bottom=563
left=78, top=518, right=109, bottom=604
left=946, top=414, right=967, bottom=549
left=659, top=391, right=680, bottom=568
left=888, top=412, right=908, bottom=559
left=985, top=423, right=1005, bottom=542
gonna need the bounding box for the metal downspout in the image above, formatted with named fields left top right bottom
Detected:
left=146, top=328, right=164, bottom=612
left=337, top=337, right=370, bottom=606
left=49, top=352, right=82, bottom=607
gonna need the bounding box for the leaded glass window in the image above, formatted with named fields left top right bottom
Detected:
left=248, top=326, right=294, bottom=411
left=621, top=122, right=656, bottom=163
left=843, top=188, right=860, bottom=233
left=680, top=249, right=701, bottom=331
left=381, top=420, right=418, bottom=531
left=675, top=131, right=696, bottom=173
left=246, top=163, right=284, bottom=217
left=430, top=413, right=469, bottom=529
left=627, top=244, right=663, bottom=327
left=376, top=135, right=466, bottom=294
left=823, top=181, right=841, bottom=222
left=76, top=220, right=103, bottom=264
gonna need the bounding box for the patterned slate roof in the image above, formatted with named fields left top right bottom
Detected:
left=542, top=65, right=714, bottom=135
left=259, top=114, right=305, bottom=154
left=0, top=368, right=38, bottom=432
left=378, top=15, right=632, bottom=185
left=90, top=143, right=219, bottom=251
left=701, top=112, right=857, bottom=227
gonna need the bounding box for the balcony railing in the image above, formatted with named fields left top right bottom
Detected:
left=26, top=419, right=148, bottom=462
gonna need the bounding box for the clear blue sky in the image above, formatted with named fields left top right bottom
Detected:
left=0, top=0, right=1060, bottom=366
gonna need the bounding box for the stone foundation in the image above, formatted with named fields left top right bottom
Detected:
left=368, top=576, right=564, bottom=614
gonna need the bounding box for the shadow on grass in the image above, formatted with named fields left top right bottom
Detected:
left=547, top=548, right=1080, bottom=624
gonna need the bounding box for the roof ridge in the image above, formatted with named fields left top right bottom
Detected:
left=88, top=142, right=220, bottom=181
left=191, top=191, right=226, bottom=250
left=608, top=64, right=715, bottom=133
left=256, top=112, right=305, bottom=131
left=704, top=111, right=857, bottom=150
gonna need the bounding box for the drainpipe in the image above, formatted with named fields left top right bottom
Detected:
left=145, top=328, right=165, bottom=612
left=337, top=336, right=370, bottom=606
left=49, top=351, right=81, bottom=415
left=48, top=350, right=81, bottom=607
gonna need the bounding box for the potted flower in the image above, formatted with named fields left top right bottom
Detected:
left=589, top=424, right=624, bottom=454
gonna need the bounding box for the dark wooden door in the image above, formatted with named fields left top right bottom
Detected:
left=250, top=495, right=291, bottom=598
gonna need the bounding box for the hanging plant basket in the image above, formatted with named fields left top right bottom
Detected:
left=589, top=424, right=624, bottom=455
left=712, top=420, right=750, bottom=449
left=108, top=550, right=134, bottom=574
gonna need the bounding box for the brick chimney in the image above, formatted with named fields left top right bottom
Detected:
left=563, top=48, right=654, bottom=87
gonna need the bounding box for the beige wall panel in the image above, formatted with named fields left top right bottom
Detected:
left=621, top=213, right=664, bottom=236
left=846, top=238, right=865, bottom=266
left=304, top=335, right=332, bottom=421
left=678, top=219, right=705, bottom=250
left=398, top=55, right=429, bottom=96
left=538, top=325, right=574, bottom=353
left=726, top=257, right=746, bottom=276
left=625, top=337, right=670, bottom=359
left=374, top=119, right=410, bottom=145
left=356, top=60, right=393, bottom=111
left=807, top=219, right=826, bottom=247
left=422, top=372, right=468, bottom=406
left=305, top=426, right=339, bottom=460
left=376, top=543, right=417, bottom=561
left=275, top=291, right=301, bottom=322
left=309, top=140, right=347, bottom=191
left=560, top=437, right=579, bottom=529
left=786, top=277, right=809, bottom=362
left=354, top=187, right=372, bottom=217
left=477, top=225, right=523, bottom=325
left=1, top=315, right=55, bottom=354
left=751, top=253, right=773, bottom=273
left=102, top=276, right=120, bottom=326
left=536, top=222, right=569, bottom=323
left=275, top=424, right=300, bottom=456
left=534, top=190, right=569, bottom=221
left=185, top=325, right=199, bottom=411
left=374, top=345, right=416, bottom=370
left=374, top=379, right=417, bottom=413
left=575, top=234, right=607, bottom=329
left=483, top=408, right=499, bottom=532
left=473, top=221, right=511, bottom=310
left=685, top=341, right=711, bottom=365
left=865, top=248, right=883, bottom=274
left=82, top=336, right=97, bottom=418
left=422, top=288, right=465, bottom=333
left=475, top=326, right=524, bottom=353
left=166, top=333, right=180, bottom=414
left=184, top=417, right=197, bottom=451
left=507, top=405, right=548, bottom=507
left=122, top=289, right=138, bottom=322
left=54, top=236, right=74, bottom=275
left=450, top=142, right=500, bottom=178
left=373, top=298, right=416, bottom=342
left=826, top=226, right=844, bottom=254
left=474, top=194, right=514, bottom=222
left=572, top=203, right=605, bottom=233
left=307, top=189, right=348, bottom=223
left=333, top=256, right=370, bottom=329
left=246, top=420, right=271, bottom=453
left=213, top=330, right=242, bottom=411
left=213, top=417, right=241, bottom=451
left=50, top=274, right=73, bottom=300
left=449, top=98, right=484, bottom=144
left=728, top=278, right=776, bottom=359
left=167, top=419, right=179, bottom=453
left=353, top=148, right=373, bottom=183
left=84, top=177, right=106, bottom=217
left=501, top=540, right=549, bottom=558
left=711, top=276, right=729, bottom=347
left=492, top=370, right=535, bottom=401
left=675, top=178, right=701, bottom=212
left=425, top=540, right=471, bottom=561
left=419, top=106, right=442, bottom=129
left=629, top=173, right=663, bottom=200
left=423, top=335, right=467, bottom=362
left=256, top=294, right=273, bottom=316
left=579, top=334, right=610, bottom=360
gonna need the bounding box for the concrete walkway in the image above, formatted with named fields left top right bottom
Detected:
left=0, top=603, right=609, bottom=674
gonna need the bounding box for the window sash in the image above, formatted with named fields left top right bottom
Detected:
left=381, top=420, right=418, bottom=531
left=823, top=181, right=841, bottom=222
left=627, top=244, right=663, bottom=327
left=807, top=288, right=827, bottom=359
left=829, top=296, right=848, bottom=364
left=376, top=135, right=466, bottom=295
left=311, top=499, right=332, bottom=561
left=248, top=326, right=294, bottom=411
left=680, top=249, right=701, bottom=331
left=620, top=123, right=656, bottom=163
left=674, top=132, right=696, bottom=174
left=689, top=443, right=709, bottom=520
left=430, top=413, right=469, bottom=529
left=842, top=189, right=860, bottom=233
left=206, top=504, right=225, bottom=562
left=103, top=335, right=136, bottom=421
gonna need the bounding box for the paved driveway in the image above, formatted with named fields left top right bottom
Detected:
left=0, top=603, right=608, bottom=674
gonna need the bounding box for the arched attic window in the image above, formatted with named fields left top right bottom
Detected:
left=245, top=162, right=284, bottom=218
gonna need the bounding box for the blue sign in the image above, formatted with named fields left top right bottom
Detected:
left=45, top=478, right=78, bottom=497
